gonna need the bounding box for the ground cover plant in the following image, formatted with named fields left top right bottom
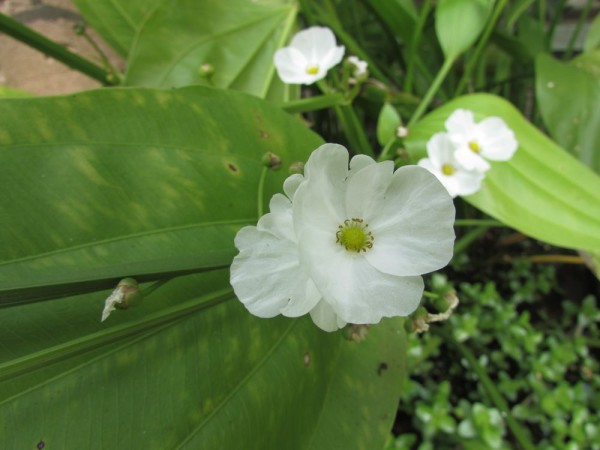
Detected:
left=0, top=0, right=599, bottom=448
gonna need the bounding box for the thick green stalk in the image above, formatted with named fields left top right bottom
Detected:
left=453, top=226, right=489, bottom=255
left=280, top=93, right=346, bottom=114
left=564, top=0, right=594, bottom=60
left=257, top=167, right=269, bottom=218
left=407, top=57, right=455, bottom=127
left=334, top=104, right=375, bottom=156
left=547, top=0, right=568, bottom=48
left=404, top=0, right=433, bottom=93
left=455, top=0, right=509, bottom=95
left=315, top=80, right=375, bottom=156
left=0, top=12, right=116, bottom=85
left=454, top=219, right=505, bottom=227
left=442, top=328, right=537, bottom=450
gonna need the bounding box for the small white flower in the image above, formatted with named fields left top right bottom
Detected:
left=418, top=133, right=485, bottom=198
left=445, top=109, right=518, bottom=172
left=347, top=55, right=368, bottom=78
left=274, top=26, right=345, bottom=85
left=230, top=144, right=455, bottom=332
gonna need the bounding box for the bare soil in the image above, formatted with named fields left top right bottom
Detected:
left=0, top=0, right=122, bottom=95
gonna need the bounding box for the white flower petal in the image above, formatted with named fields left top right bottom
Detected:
left=304, top=143, right=350, bottom=182
left=231, top=227, right=310, bottom=318
left=445, top=109, right=476, bottom=138
left=294, top=144, right=348, bottom=231
left=319, top=45, right=345, bottom=73
left=280, top=278, right=321, bottom=317
left=268, top=193, right=291, bottom=214
left=298, top=226, right=424, bottom=323
left=290, top=26, right=338, bottom=63
left=453, top=170, right=485, bottom=196
left=478, top=117, right=518, bottom=161
left=418, top=157, right=458, bottom=198
left=257, top=201, right=295, bottom=243
left=349, top=154, right=376, bottom=175
left=345, top=159, right=394, bottom=220
left=454, top=147, right=491, bottom=172
left=366, top=166, right=455, bottom=276
left=283, top=173, right=304, bottom=199
left=309, top=299, right=347, bottom=332
left=427, top=132, right=456, bottom=166
left=273, top=47, right=310, bottom=84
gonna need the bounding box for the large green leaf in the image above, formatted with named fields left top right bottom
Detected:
left=406, top=94, right=600, bottom=252
left=0, top=86, right=321, bottom=303
left=72, top=0, right=165, bottom=56
left=0, top=86, right=407, bottom=448
left=124, top=0, right=297, bottom=100
left=0, top=270, right=407, bottom=448
left=535, top=52, right=600, bottom=174
left=435, top=0, right=490, bottom=60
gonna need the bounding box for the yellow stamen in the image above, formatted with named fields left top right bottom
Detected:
left=441, top=164, right=455, bottom=176
left=336, top=218, right=374, bottom=253
left=468, top=141, right=481, bottom=153
left=306, top=65, right=319, bottom=75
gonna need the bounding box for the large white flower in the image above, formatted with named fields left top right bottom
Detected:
left=418, top=132, right=485, bottom=198
left=445, top=109, right=518, bottom=172
left=274, top=26, right=345, bottom=85
left=230, top=144, right=455, bottom=332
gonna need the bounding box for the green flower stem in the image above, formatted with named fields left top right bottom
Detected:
left=257, top=166, right=269, bottom=218
left=404, top=0, right=433, bottom=93
left=0, top=12, right=117, bottom=86
left=316, top=80, right=375, bottom=157
left=455, top=0, right=509, bottom=96
left=441, top=327, right=537, bottom=450
left=335, top=104, right=375, bottom=156
left=77, top=26, right=121, bottom=83
left=378, top=135, right=397, bottom=162
left=453, top=226, right=489, bottom=256
left=422, top=290, right=440, bottom=300
left=454, top=219, right=505, bottom=227
left=280, top=93, right=346, bottom=114
left=407, top=57, right=455, bottom=127
left=547, top=0, right=568, bottom=47
left=564, top=0, right=594, bottom=60
left=0, top=287, right=233, bottom=385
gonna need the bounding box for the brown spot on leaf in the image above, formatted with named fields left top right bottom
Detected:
left=377, top=362, right=388, bottom=376
left=227, top=163, right=238, bottom=172
left=259, top=130, right=270, bottom=139
left=303, top=352, right=311, bottom=367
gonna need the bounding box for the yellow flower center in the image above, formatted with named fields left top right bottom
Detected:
left=336, top=218, right=374, bottom=253
left=468, top=141, right=481, bottom=153
left=441, top=164, right=455, bottom=175
left=306, top=65, right=319, bottom=75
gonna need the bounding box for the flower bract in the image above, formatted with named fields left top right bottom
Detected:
left=274, top=26, right=345, bottom=85
left=418, top=132, right=485, bottom=198
left=445, top=109, right=518, bottom=171
left=230, top=144, right=456, bottom=332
